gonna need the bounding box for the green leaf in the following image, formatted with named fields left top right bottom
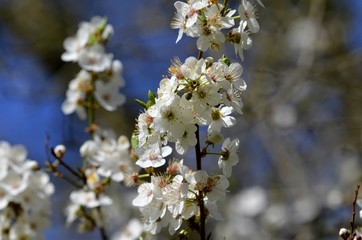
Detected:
left=135, top=99, right=147, bottom=109
left=148, top=90, right=157, bottom=105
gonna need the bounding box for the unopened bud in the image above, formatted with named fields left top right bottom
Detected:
left=54, top=145, right=66, bottom=158
left=339, top=228, right=350, bottom=240
left=205, top=57, right=214, bottom=68
left=207, top=131, right=224, bottom=145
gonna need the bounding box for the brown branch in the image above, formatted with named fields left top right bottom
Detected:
left=50, top=148, right=85, bottom=183
left=350, top=184, right=360, bottom=234
left=195, top=49, right=205, bottom=240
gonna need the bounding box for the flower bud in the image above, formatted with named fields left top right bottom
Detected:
left=338, top=228, right=350, bottom=240
left=205, top=57, right=214, bottom=68
left=54, top=144, right=66, bottom=158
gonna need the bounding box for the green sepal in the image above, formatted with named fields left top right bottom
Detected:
left=98, top=17, right=108, bottom=32
left=136, top=90, right=157, bottom=110
left=87, top=17, right=108, bottom=45
left=221, top=54, right=231, bottom=66
left=87, top=34, right=98, bottom=45
left=131, top=132, right=139, bottom=149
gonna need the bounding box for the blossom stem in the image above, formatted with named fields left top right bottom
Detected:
left=50, top=147, right=85, bottom=181
left=198, top=193, right=206, bottom=240
left=85, top=75, right=108, bottom=240
left=195, top=125, right=206, bottom=240
left=197, top=51, right=204, bottom=60
left=205, top=152, right=223, bottom=156
left=79, top=206, right=108, bottom=239
left=195, top=50, right=206, bottom=240
left=195, top=50, right=203, bottom=171
left=137, top=173, right=151, bottom=179
left=60, top=175, right=82, bottom=188
left=97, top=206, right=109, bottom=240
left=350, top=184, right=360, bottom=233
left=87, top=92, right=96, bottom=140
left=83, top=75, right=97, bottom=169
left=99, top=226, right=108, bottom=240
left=220, top=0, right=229, bottom=16
left=59, top=159, right=84, bottom=181
left=195, top=125, right=202, bottom=171
left=50, top=168, right=82, bottom=188
left=88, top=72, right=98, bottom=140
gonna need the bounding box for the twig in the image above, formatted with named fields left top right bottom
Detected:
left=53, top=171, right=83, bottom=189
left=96, top=206, right=109, bottom=240
left=45, top=132, right=51, bottom=165
left=45, top=134, right=83, bottom=188
left=194, top=124, right=206, bottom=240
left=51, top=148, right=85, bottom=183
left=350, top=184, right=360, bottom=234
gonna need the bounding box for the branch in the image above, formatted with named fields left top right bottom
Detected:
left=350, top=184, right=360, bottom=234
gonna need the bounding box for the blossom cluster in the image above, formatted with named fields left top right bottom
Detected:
left=171, top=0, right=263, bottom=59
left=132, top=0, right=263, bottom=237
left=64, top=128, right=138, bottom=231
left=132, top=55, right=241, bottom=236
left=80, top=129, right=136, bottom=184
left=0, top=141, right=54, bottom=240
left=133, top=160, right=229, bottom=235
left=61, top=16, right=126, bottom=120
left=135, top=56, right=242, bottom=175
left=0, top=0, right=265, bottom=239
left=58, top=16, right=140, bottom=237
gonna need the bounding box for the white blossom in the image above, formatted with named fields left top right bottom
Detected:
left=132, top=182, right=155, bottom=207
left=171, top=0, right=208, bottom=43
left=239, top=0, right=260, bottom=33
left=136, top=143, right=172, bottom=168
left=61, top=16, right=114, bottom=63
left=112, top=218, right=143, bottom=240
left=61, top=28, right=89, bottom=62
left=61, top=70, right=91, bottom=120
left=218, top=138, right=240, bottom=177
left=231, top=21, right=253, bottom=60
left=0, top=142, right=53, bottom=240
left=70, top=190, right=113, bottom=208
left=193, top=170, right=229, bottom=202
left=94, top=79, right=126, bottom=111
left=78, top=44, right=113, bottom=72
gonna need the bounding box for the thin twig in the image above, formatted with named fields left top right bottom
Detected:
left=45, top=135, right=83, bottom=188
left=51, top=149, right=85, bottom=182
left=198, top=51, right=203, bottom=60
left=350, top=184, right=360, bottom=234
left=45, top=132, right=51, bottom=166
left=96, top=206, right=109, bottom=240
left=54, top=171, right=83, bottom=189
left=194, top=125, right=206, bottom=240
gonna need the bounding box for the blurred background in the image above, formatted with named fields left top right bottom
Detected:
left=0, top=0, right=361, bottom=239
